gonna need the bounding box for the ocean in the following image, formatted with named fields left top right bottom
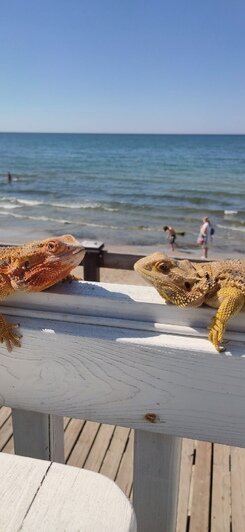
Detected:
left=0, top=132, right=244, bottom=255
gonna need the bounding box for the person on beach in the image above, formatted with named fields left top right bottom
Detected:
left=197, top=216, right=213, bottom=259
left=7, top=172, right=12, bottom=183
left=163, top=225, right=177, bottom=252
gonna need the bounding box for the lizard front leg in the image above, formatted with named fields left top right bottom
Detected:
left=208, top=288, right=244, bottom=352
left=0, top=315, right=22, bottom=352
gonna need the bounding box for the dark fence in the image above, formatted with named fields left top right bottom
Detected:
left=82, top=240, right=144, bottom=282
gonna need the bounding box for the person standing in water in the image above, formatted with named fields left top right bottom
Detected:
left=197, top=216, right=213, bottom=259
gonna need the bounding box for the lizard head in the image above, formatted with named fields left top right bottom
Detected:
left=7, top=235, right=85, bottom=292
left=134, top=252, right=215, bottom=307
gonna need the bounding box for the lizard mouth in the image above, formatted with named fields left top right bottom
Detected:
left=47, top=245, right=85, bottom=264
left=10, top=241, right=85, bottom=291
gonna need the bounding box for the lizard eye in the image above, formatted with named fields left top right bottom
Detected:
left=47, top=241, right=56, bottom=251
left=23, top=260, right=30, bottom=269
left=184, top=281, right=191, bottom=291
left=158, top=263, right=170, bottom=274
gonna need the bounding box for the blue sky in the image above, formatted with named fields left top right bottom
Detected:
left=1, top=0, right=245, bottom=133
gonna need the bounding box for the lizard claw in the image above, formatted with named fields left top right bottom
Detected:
left=62, top=274, right=82, bottom=283
left=0, top=316, right=22, bottom=352
left=208, top=317, right=225, bottom=352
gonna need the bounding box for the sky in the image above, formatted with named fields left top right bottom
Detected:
left=0, top=0, right=245, bottom=134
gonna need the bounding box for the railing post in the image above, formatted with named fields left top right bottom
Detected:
left=12, top=409, right=64, bottom=462
left=82, top=240, right=104, bottom=282
left=133, top=430, right=182, bottom=532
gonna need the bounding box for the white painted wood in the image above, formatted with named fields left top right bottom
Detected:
left=0, top=315, right=244, bottom=446
left=12, top=410, right=64, bottom=462
left=133, top=430, right=182, bottom=532
left=0, top=453, right=136, bottom=531
left=0, top=452, right=49, bottom=531
left=0, top=280, right=243, bottom=531
left=1, top=280, right=244, bottom=333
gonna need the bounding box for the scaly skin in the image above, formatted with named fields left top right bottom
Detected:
left=134, top=252, right=245, bottom=351
left=0, top=235, right=85, bottom=351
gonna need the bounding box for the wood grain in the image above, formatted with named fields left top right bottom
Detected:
left=0, top=281, right=244, bottom=448
left=0, top=453, right=136, bottom=531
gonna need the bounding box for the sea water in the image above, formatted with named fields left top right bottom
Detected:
left=0, top=133, right=244, bottom=254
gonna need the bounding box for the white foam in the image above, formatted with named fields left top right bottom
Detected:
left=217, top=223, right=245, bottom=233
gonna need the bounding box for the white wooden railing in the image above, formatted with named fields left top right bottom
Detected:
left=0, top=280, right=244, bottom=532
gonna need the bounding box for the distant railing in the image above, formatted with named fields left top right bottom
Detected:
left=73, top=240, right=211, bottom=281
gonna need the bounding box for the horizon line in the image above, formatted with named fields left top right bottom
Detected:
left=0, top=131, right=245, bottom=136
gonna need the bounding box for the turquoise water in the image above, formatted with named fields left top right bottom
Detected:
left=0, top=133, right=244, bottom=254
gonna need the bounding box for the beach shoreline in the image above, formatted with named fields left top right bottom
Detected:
left=0, top=225, right=243, bottom=261
left=0, top=133, right=244, bottom=260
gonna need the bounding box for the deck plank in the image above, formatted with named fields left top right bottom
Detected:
left=84, top=423, right=115, bottom=472
left=231, top=446, right=245, bottom=532
left=100, top=425, right=131, bottom=480
left=67, top=420, right=100, bottom=468
left=0, top=416, right=13, bottom=451
left=0, top=407, right=11, bottom=427
left=2, top=435, right=14, bottom=454
left=189, top=441, right=212, bottom=532
left=211, top=443, right=231, bottom=532
left=64, top=418, right=85, bottom=462
left=116, top=430, right=134, bottom=498
left=176, top=438, right=195, bottom=532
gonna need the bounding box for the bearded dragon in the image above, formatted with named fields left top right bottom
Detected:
left=0, top=235, right=85, bottom=351
left=134, top=252, right=245, bottom=352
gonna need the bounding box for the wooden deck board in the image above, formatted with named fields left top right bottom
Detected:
left=176, top=438, right=195, bottom=532
left=211, top=443, right=231, bottom=532
left=115, top=429, right=134, bottom=498
left=84, top=423, right=115, bottom=472
left=64, top=418, right=85, bottom=461
left=0, top=407, right=11, bottom=427
left=189, top=441, right=212, bottom=532
left=0, top=416, right=13, bottom=451
left=0, top=414, right=244, bottom=530
left=1, top=435, right=14, bottom=454
left=100, top=425, right=131, bottom=480
left=67, top=420, right=100, bottom=468
left=231, top=446, right=245, bottom=532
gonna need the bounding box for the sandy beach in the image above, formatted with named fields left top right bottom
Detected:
left=0, top=225, right=243, bottom=287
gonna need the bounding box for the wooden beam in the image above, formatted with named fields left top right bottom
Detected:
left=133, top=431, right=182, bottom=532
left=12, top=410, right=64, bottom=462
left=0, top=281, right=244, bottom=447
